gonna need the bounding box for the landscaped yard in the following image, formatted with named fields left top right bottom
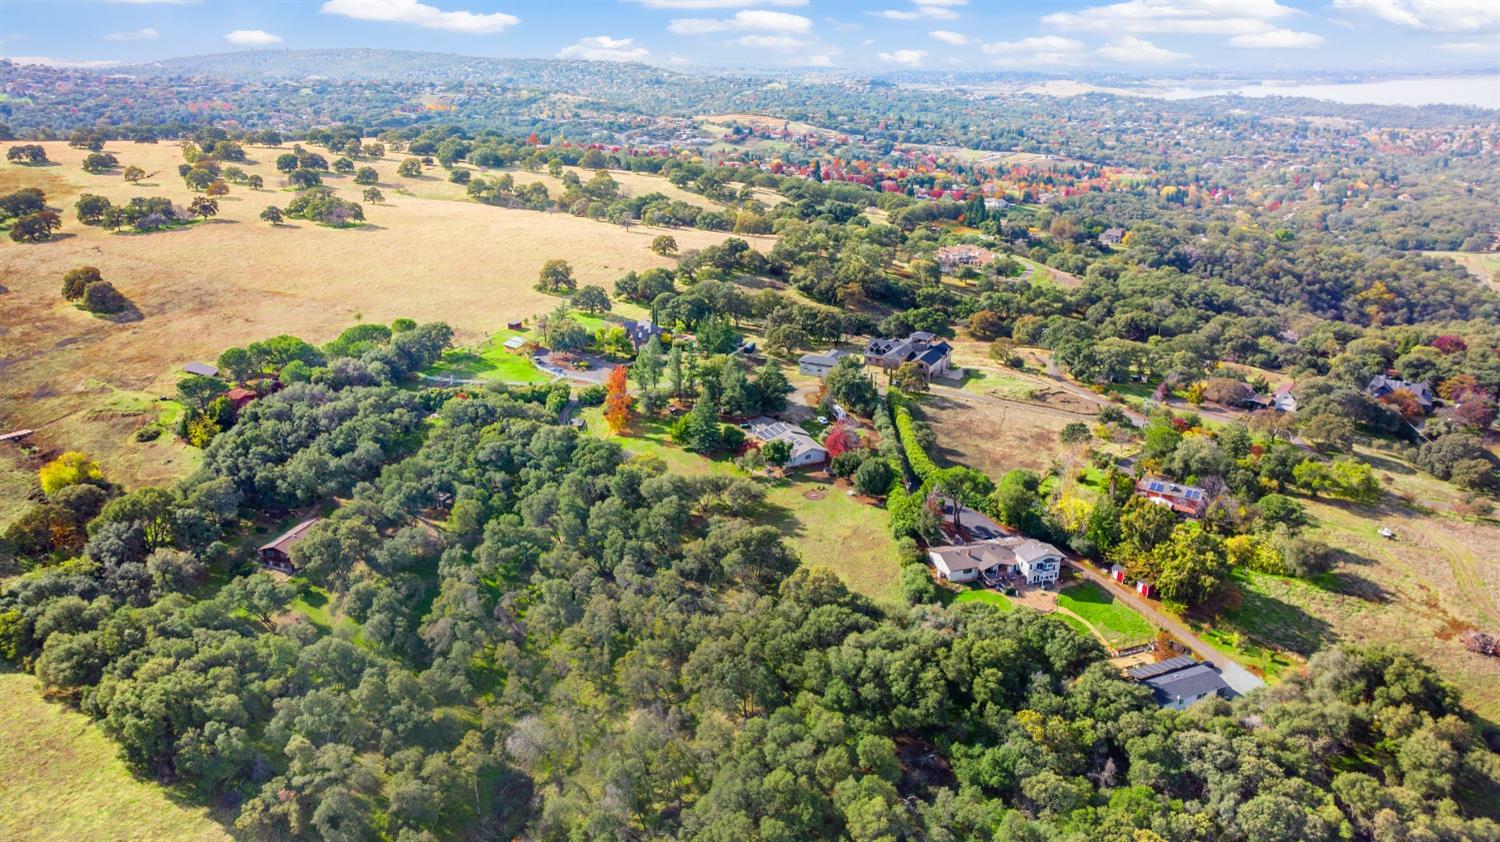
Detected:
left=423, top=314, right=620, bottom=385
left=1057, top=580, right=1155, bottom=649
left=0, top=671, right=232, bottom=841
left=953, top=587, right=1017, bottom=612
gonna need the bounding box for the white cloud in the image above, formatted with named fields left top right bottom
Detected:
left=1041, top=1, right=1324, bottom=51
left=104, top=27, right=160, bottom=42
left=737, top=34, right=812, bottom=48
left=1435, top=39, right=1497, bottom=52
left=1096, top=34, right=1190, bottom=62
left=1229, top=27, right=1324, bottom=47
left=321, top=0, right=519, bottom=34
left=225, top=29, right=283, bottom=46
left=1043, top=0, right=1295, bottom=35
left=805, top=53, right=835, bottom=66
left=1332, top=0, right=1500, bottom=32
left=557, top=35, right=650, bottom=61
left=877, top=48, right=928, bottom=66
left=668, top=9, right=812, bottom=33
left=929, top=29, right=969, bottom=45
left=635, top=0, right=806, bottom=7
left=982, top=35, right=1086, bottom=65
left=873, top=0, right=965, bottom=21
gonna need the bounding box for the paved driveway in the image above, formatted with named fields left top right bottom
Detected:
left=1068, top=561, right=1266, bottom=697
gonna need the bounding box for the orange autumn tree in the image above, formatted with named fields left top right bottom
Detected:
left=604, top=365, right=632, bottom=434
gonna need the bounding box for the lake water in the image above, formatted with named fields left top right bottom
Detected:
left=1146, top=75, right=1500, bottom=109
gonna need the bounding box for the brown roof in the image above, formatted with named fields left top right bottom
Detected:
left=259, top=518, right=320, bottom=554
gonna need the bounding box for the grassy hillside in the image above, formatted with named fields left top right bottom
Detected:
left=0, top=141, right=767, bottom=487
left=0, top=671, right=232, bottom=842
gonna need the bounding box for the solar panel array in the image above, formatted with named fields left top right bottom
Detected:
left=1126, top=655, right=1198, bottom=680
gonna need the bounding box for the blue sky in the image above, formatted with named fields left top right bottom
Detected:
left=1, top=0, right=1497, bottom=73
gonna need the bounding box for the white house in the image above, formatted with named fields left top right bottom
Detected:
left=747, top=416, right=828, bottom=468
left=798, top=349, right=850, bottom=378
left=1273, top=384, right=1297, bottom=413
left=927, top=536, right=1062, bottom=585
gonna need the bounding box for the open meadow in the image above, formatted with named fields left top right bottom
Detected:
left=1421, top=250, right=1500, bottom=291
left=0, top=141, right=768, bottom=487
left=1201, top=443, right=1500, bottom=720
left=0, top=671, right=233, bottom=842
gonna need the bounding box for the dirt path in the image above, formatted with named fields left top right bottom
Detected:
left=1067, top=561, right=1266, bottom=696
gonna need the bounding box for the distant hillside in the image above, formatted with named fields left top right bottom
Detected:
left=126, top=48, right=684, bottom=86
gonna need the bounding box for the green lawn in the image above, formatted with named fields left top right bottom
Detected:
left=1057, top=580, right=1155, bottom=649
left=953, top=587, right=1017, bottom=612
left=424, top=314, right=617, bottom=385
left=578, top=407, right=903, bottom=604
left=0, top=671, right=232, bottom=841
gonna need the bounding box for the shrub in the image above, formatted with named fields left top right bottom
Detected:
left=853, top=458, right=894, bottom=496
left=62, top=266, right=103, bottom=301
left=82, top=281, right=129, bottom=314
left=578, top=385, right=607, bottom=406
left=900, top=564, right=939, bottom=605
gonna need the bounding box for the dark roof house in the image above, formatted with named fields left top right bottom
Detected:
left=863, top=332, right=953, bottom=379
left=1127, top=655, right=1231, bottom=709
left=1368, top=374, right=1434, bottom=410
left=623, top=320, right=664, bottom=350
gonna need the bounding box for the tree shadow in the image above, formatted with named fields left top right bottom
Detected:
left=1323, top=571, right=1393, bottom=603
left=1205, top=580, right=1336, bottom=657
left=1357, top=449, right=1416, bottom=476
left=95, top=303, right=144, bottom=324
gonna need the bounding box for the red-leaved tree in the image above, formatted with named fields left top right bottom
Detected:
left=824, top=422, right=853, bottom=458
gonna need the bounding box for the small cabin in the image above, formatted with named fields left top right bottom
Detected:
left=258, top=518, right=320, bottom=572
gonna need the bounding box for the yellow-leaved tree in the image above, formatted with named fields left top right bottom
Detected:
left=38, top=451, right=103, bottom=496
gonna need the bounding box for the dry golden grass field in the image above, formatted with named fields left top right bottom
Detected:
left=0, top=141, right=769, bottom=486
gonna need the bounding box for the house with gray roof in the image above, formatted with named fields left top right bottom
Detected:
left=927, top=536, right=1062, bottom=585
left=748, top=416, right=828, bottom=468
left=1368, top=374, right=1434, bottom=411
left=798, top=349, right=851, bottom=378
left=863, top=332, right=953, bottom=380
left=1127, top=655, right=1231, bottom=710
